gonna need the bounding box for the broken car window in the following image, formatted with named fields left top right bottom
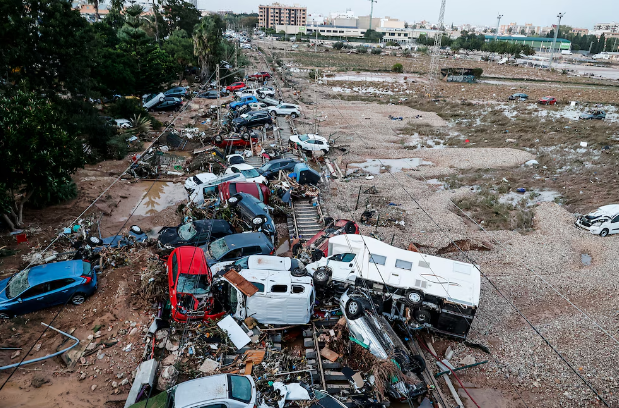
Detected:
left=250, top=281, right=265, bottom=292
left=176, top=273, right=210, bottom=295
left=291, top=285, right=305, bottom=294
left=271, top=285, right=288, bottom=293
left=178, top=223, right=197, bottom=241
left=7, top=268, right=30, bottom=298
left=209, top=238, right=230, bottom=260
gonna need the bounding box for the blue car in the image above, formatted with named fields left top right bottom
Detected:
left=0, top=260, right=97, bottom=319
left=164, top=87, right=188, bottom=98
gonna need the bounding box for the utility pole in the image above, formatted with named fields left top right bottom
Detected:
left=216, top=65, right=221, bottom=128
left=548, top=12, right=565, bottom=69
left=494, top=14, right=503, bottom=41
left=315, top=27, right=318, bottom=53
left=368, top=0, right=377, bottom=31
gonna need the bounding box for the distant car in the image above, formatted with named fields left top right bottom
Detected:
left=248, top=101, right=268, bottom=111
left=248, top=71, right=271, bottom=81
left=268, top=103, right=300, bottom=118
left=196, top=90, right=223, bottom=99
left=218, top=181, right=270, bottom=205
left=232, top=111, right=273, bottom=133
left=508, top=93, right=528, bottom=101
left=114, top=119, right=132, bottom=129
left=256, top=87, right=276, bottom=98
left=226, top=154, right=245, bottom=165
left=0, top=260, right=97, bottom=318
left=225, top=164, right=267, bottom=184
left=150, top=96, right=183, bottom=111
left=289, top=133, right=330, bottom=153
left=230, top=95, right=259, bottom=110
left=158, top=220, right=236, bottom=249
left=538, top=96, right=557, bottom=105
left=241, top=43, right=252, bottom=49
left=129, top=374, right=257, bottom=408
left=143, top=93, right=166, bottom=109
left=185, top=173, right=218, bottom=194
left=165, top=87, right=188, bottom=98
left=579, top=110, right=606, bottom=120
left=202, top=232, right=275, bottom=266
left=226, top=82, right=246, bottom=92
left=213, top=132, right=259, bottom=149
left=258, top=158, right=300, bottom=180
left=575, top=204, right=619, bottom=237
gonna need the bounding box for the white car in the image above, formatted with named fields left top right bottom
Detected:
left=225, top=163, right=267, bottom=184
left=289, top=133, right=329, bottom=153
left=248, top=102, right=268, bottom=111
left=256, top=87, right=276, bottom=98
left=184, top=172, right=218, bottom=194
left=241, top=43, right=252, bottom=49
left=575, top=204, right=619, bottom=237
left=235, top=89, right=258, bottom=98
left=114, top=119, right=131, bottom=129
left=268, top=103, right=300, bottom=118
left=142, top=92, right=165, bottom=109
left=210, top=255, right=305, bottom=276
left=226, top=154, right=245, bottom=165
left=166, top=374, right=256, bottom=408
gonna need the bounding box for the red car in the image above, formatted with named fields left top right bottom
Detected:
left=248, top=72, right=271, bottom=81
left=292, top=219, right=360, bottom=261
left=213, top=133, right=259, bottom=149
left=219, top=181, right=270, bottom=205
left=225, top=82, right=246, bottom=92
left=166, top=246, right=226, bottom=322
left=538, top=96, right=557, bottom=105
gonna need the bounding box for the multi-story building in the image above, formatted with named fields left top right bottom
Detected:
left=259, top=3, right=307, bottom=29
left=594, top=22, right=619, bottom=33
left=571, top=28, right=589, bottom=35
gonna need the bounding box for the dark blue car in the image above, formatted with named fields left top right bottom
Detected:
left=201, top=232, right=274, bottom=266
left=164, top=87, right=188, bottom=98
left=0, top=260, right=97, bottom=319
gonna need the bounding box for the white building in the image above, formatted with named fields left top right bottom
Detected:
left=330, top=9, right=355, bottom=20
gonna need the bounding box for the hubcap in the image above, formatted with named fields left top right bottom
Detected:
left=316, top=272, right=326, bottom=280
left=408, top=292, right=421, bottom=303
left=73, top=295, right=85, bottom=305
left=348, top=302, right=359, bottom=315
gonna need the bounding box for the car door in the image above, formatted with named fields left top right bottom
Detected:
left=610, top=215, right=619, bottom=234
left=326, top=253, right=357, bottom=281
left=47, top=278, right=77, bottom=307
left=19, top=283, right=53, bottom=313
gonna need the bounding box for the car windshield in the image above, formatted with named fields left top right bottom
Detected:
left=178, top=223, right=197, bottom=240
left=7, top=269, right=30, bottom=299
left=241, top=168, right=260, bottom=178
left=298, top=134, right=309, bottom=142
left=229, top=375, right=252, bottom=403
left=233, top=257, right=250, bottom=269
left=176, top=273, right=210, bottom=295
left=210, top=238, right=230, bottom=259
left=261, top=163, right=273, bottom=172
left=229, top=156, right=244, bottom=165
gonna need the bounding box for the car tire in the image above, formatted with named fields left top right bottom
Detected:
left=292, top=243, right=303, bottom=256
left=345, top=298, right=364, bottom=320
left=413, top=308, right=432, bottom=324
left=344, top=221, right=357, bottom=234
left=88, top=236, right=102, bottom=246
left=270, top=111, right=277, bottom=117
left=159, top=96, right=165, bottom=102
left=241, top=132, right=250, bottom=141
left=408, top=354, right=427, bottom=374
left=313, top=266, right=332, bottom=286
left=258, top=92, right=264, bottom=98
left=291, top=267, right=306, bottom=277
left=404, top=289, right=424, bottom=307
left=321, top=149, right=328, bottom=155
left=130, top=225, right=143, bottom=234
left=324, top=217, right=334, bottom=227
left=311, top=249, right=324, bottom=262
left=215, top=135, right=223, bottom=143
left=71, top=293, right=86, bottom=305
left=290, top=113, right=298, bottom=118
left=228, top=195, right=241, bottom=206
left=600, top=228, right=610, bottom=237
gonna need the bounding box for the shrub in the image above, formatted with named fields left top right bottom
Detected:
left=356, top=46, right=368, bottom=54
left=371, top=48, right=382, bottom=55
left=471, top=68, right=483, bottom=79
left=308, top=69, right=323, bottom=80
left=418, top=46, right=429, bottom=54
left=385, top=41, right=399, bottom=47
left=392, top=63, right=404, bottom=73
left=28, top=181, right=78, bottom=209
left=333, top=42, right=344, bottom=50
left=108, top=97, right=146, bottom=119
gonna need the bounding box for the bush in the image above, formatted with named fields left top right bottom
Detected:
left=471, top=68, right=483, bottom=79
left=108, top=97, right=146, bottom=119
left=392, top=63, right=404, bottom=73
left=356, top=46, right=368, bottom=54
left=28, top=181, right=78, bottom=209
left=150, top=117, right=163, bottom=130
left=308, top=69, right=323, bottom=80
left=333, top=42, right=344, bottom=50
left=385, top=41, right=399, bottom=47
left=371, top=48, right=382, bottom=55
left=418, top=46, right=429, bottom=54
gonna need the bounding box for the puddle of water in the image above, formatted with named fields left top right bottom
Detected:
left=131, top=181, right=186, bottom=217
left=347, top=158, right=433, bottom=175
left=499, top=189, right=561, bottom=207
left=581, top=253, right=592, bottom=266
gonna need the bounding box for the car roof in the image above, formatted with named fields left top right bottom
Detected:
left=174, top=374, right=228, bottom=406
left=591, top=204, right=619, bottom=216
left=172, top=246, right=209, bottom=275
left=28, top=260, right=85, bottom=286
left=223, top=232, right=273, bottom=247
left=231, top=163, right=255, bottom=170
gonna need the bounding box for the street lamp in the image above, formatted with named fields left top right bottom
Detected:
left=548, top=12, right=565, bottom=69
left=494, top=14, right=503, bottom=41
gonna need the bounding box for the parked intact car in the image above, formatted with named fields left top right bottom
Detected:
left=538, top=96, right=557, bottom=105
left=258, top=158, right=300, bottom=180
left=164, top=87, right=188, bottom=98
left=268, top=103, right=300, bottom=118
left=184, top=173, right=218, bottom=194
left=226, top=82, right=246, bottom=92
left=0, top=260, right=97, bottom=318
left=579, top=110, right=606, bottom=120
left=225, top=164, right=267, bottom=184
left=228, top=193, right=276, bottom=241
left=202, top=232, right=275, bottom=266
left=575, top=204, right=619, bottom=237
left=289, top=133, right=329, bottom=153
left=232, top=111, right=273, bottom=132
left=248, top=71, right=271, bottom=81
left=218, top=181, right=270, bottom=205
left=129, top=374, right=256, bottom=408
left=158, top=220, right=236, bottom=249
left=166, top=246, right=226, bottom=322
left=508, top=93, right=528, bottom=101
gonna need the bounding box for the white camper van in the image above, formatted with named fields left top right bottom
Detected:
left=305, top=235, right=481, bottom=338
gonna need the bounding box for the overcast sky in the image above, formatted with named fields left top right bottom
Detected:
left=198, top=0, right=618, bottom=30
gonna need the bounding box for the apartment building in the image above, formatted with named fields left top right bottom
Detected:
left=259, top=3, right=307, bottom=29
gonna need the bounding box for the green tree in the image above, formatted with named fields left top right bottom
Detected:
left=392, top=63, right=403, bottom=73
left=0, top=92, right=85, bottom=230
left=194, top=14, right=227, bottom=79
left=163, top=29, right=196, bottom=84
left=363, top=29, right=383, bottom=42
left=161, top=0, right=201, bottom=38
left=333, top=42, right=344, bottom=50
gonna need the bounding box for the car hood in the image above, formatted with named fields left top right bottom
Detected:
left=158, top=227, right=179, bottom=246
left=0, top=277, right=11, bottom=303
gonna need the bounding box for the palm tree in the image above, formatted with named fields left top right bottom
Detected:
left=127, top=114, right=152, bottom=138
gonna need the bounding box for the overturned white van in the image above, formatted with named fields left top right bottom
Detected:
left=305, top=235, right=481, bottom=339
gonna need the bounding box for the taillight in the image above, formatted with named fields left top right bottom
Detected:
left=82, top=275, right=92, bottom=284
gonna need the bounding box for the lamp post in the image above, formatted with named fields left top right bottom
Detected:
left=494, top=14, right=503, bottom=41
left=548, top=12, right=565, bottom=69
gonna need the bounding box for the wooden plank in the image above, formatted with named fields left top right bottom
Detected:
left=244, top=361, right=253, bottom=375
left=244, top=349, right=266, bottom=364
left=320, top=347, right=340, bottom=362
left=223, top=270, right=258, bottom=297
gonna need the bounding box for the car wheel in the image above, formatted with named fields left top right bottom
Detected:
left=214, top=135, right=223, bottom=143
left=292, top=243, right=303, bottom=256
left=413, top=308, right=431, bottom=324
left=291, top=267, right=306, bottom=277
left=311, top=249, right=324, bottom=262
left=408, top=354, right=427, bottom=374
left=241, top=132, right=250, bottom=141
left=252, top=216, right=266, bottom=226
left=600, top=228, right=610, bottom=237
left=71, top=294, right=86, bottom=305
left=313, top=266, right=332, bottom=286
left=0, top=313, right=12, bottom=319
left=228, top=195, right=241, bottom=206
left=321, top=149, right=328, bottom=155
left=344, top=221, right=357, bottom=234
left=270, top=111, right=277, bottom=117
left=290, top=113, right=298, bottom=118
left=345, top=298, right=364, bottom=320
left=258, top=92, right=264, bottom=98
left=88, top=236, right=102, bottom=246
left=404, top=289, right=424, bottom=307
left=324, top=217, right=334, bottom=227
left=130, top=225, right=143, bottom=234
